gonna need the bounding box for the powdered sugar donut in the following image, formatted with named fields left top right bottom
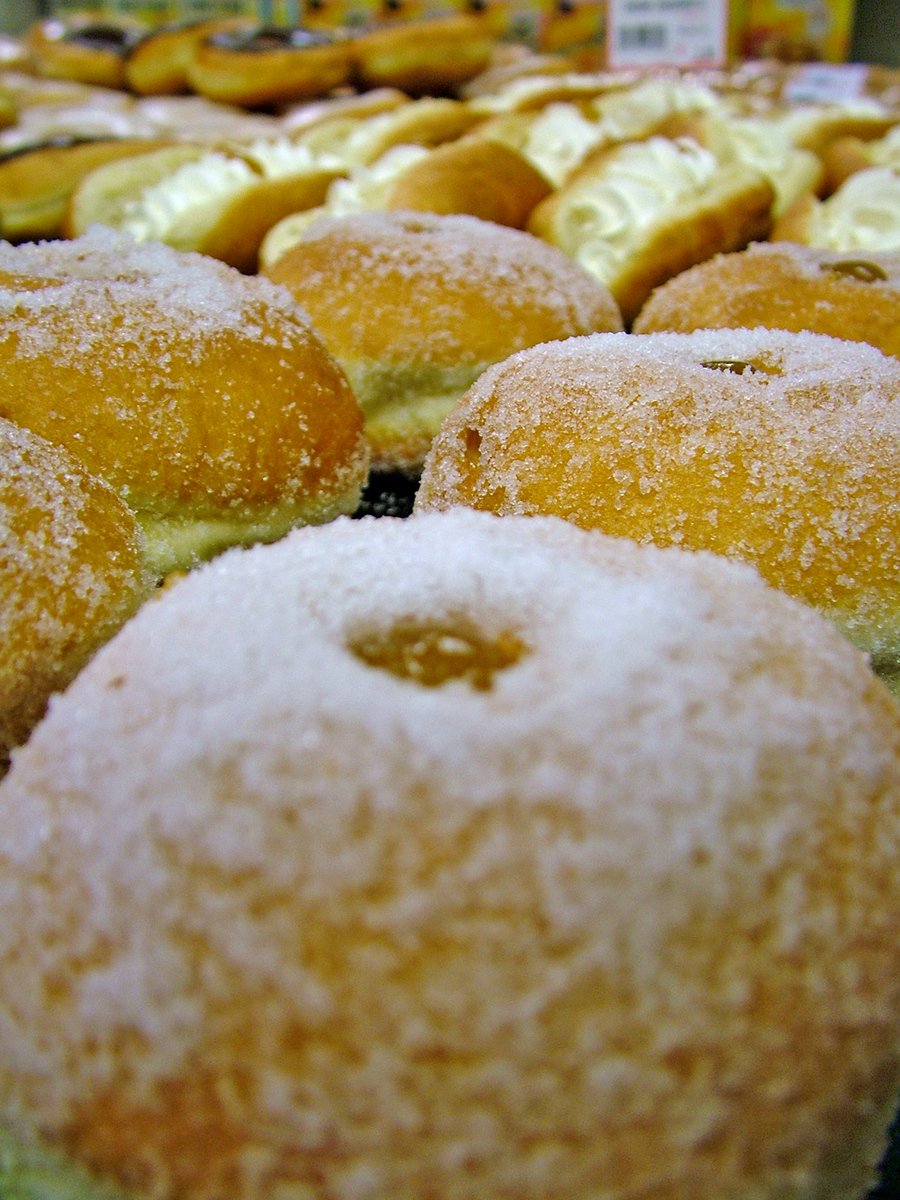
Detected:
left=0, top=417, right=149, bottom=771
left=0, top=228, right=368, bottom=578
left=416, top=328, right=900, bottom=684
left=0, top=509, right=897, bottom=1200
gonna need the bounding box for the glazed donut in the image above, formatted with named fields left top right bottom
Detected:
left=0, top=508, right=897, bottom=1200
left=264, top=210, right=623, bottom=471
left=25, top=17, right=146, bottom=90
left=416, top=328, right=900, bottom=683
left=350, top=14, right=496, bottom=94
left=0, top=417, right=149, bottom=772
left=186, top=25, right=355, bottom=109
left=632, top=241, right=900, bottom=359
left=0, top=228, right=368, bottom=579
left=123, top=17, right=254, bottom=97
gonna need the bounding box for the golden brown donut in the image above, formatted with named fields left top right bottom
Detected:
left=0, top=228, right=368, bottom=578
left=381, top=135, right=552, bottom=226
left=350, top=13, right=496, bottom=94
left=416, top=328, right=900, bottom=684
left=24, top=17, right=146, bottom=90
left=123, top=17, right=255, bottom=97
left=0, top=508, right=897, bottom=1200
left=633, top=241, right=900, bottom=359
left=0, top=416, right=149, bottom=772
left=264, top=210, right=623, bottom=471
left=186, top=25, right=355, bottom=109
left=821, top=125, right=900, bottom=194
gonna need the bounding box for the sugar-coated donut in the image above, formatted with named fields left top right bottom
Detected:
left=0, top=228, right=368, bottom=578
left=264, top=210, right=622, bottom=471
left=186, top=25, right=355, bottom=109
left=633, top=241, right=900, bottom=359
left=0, top=508, right=898, bottom=1200
left=0, top=417, right=149, bottom=772
left=416, top=329, right=900, bottom=683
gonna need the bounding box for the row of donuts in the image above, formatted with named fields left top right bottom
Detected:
left=0, top=34, right=898, bottom=1200
left=2, top=212, right=898, bottom=770
left=0, top=52, right=897, bottom=291
left=19, top=10, right=501, bottom=102
left=0, top=231, right=898, bottom=1200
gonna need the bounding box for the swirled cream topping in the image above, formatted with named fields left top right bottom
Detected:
left=591, top=78, right=720, bottom=142
left=121, top=151, right=258, bottom=245
left=239, top=137, right=344, bottom=178
left=323, top=144, right=432, bottom=216
left=517, top=103, right=606, bottom=187
left=807, top=165, right=900, bottom=252
left=558, top=136, right=720, bottom=282
left=120, top=139, right=345, bottom=245
left=701, top=115, right=822, bottom=216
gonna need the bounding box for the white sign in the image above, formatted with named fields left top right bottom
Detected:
left=606, top=0, right=729, bottom=69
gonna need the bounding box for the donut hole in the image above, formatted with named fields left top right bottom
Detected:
left=348, top=619, right=528, bottom=690
left=699, top=357, right=781, bottom=377
left=821, top=258, right=888, bottom=282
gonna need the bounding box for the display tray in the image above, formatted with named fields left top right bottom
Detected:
left=352, top=467, right=420, bottom=519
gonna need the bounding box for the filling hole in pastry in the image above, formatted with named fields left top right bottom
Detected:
left=349, top=620, right=528, bottom=690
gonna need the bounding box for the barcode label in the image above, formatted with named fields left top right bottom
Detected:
left=618, top=24, right=668, bottom=51
left=607, top=0, right=728, bottom=68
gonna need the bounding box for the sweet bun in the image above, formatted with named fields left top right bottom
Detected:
left=264, top=210, right=623, bottom=471
left=0, top=228, right=368, bottom=578
left=0, top=417, right=149, bottom=772
left=771, top=164, right=900, bottom=253
left=633, top=241, right=900, bottom=359
left=0, top=508, right=898, bottom=1200
left=350, top=13, right=495, bottom=94
left=527, top=135, right=774, bottom=325
left=416, top=328, right=900, bottom=683
left=186, top=25, right=355, bottom=108
left=25, top=17, right=146, bottom=90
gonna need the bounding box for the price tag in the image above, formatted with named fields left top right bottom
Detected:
left=606, top=0, right=729, bottom=69
left=784, top=63, right=870, bottom=104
